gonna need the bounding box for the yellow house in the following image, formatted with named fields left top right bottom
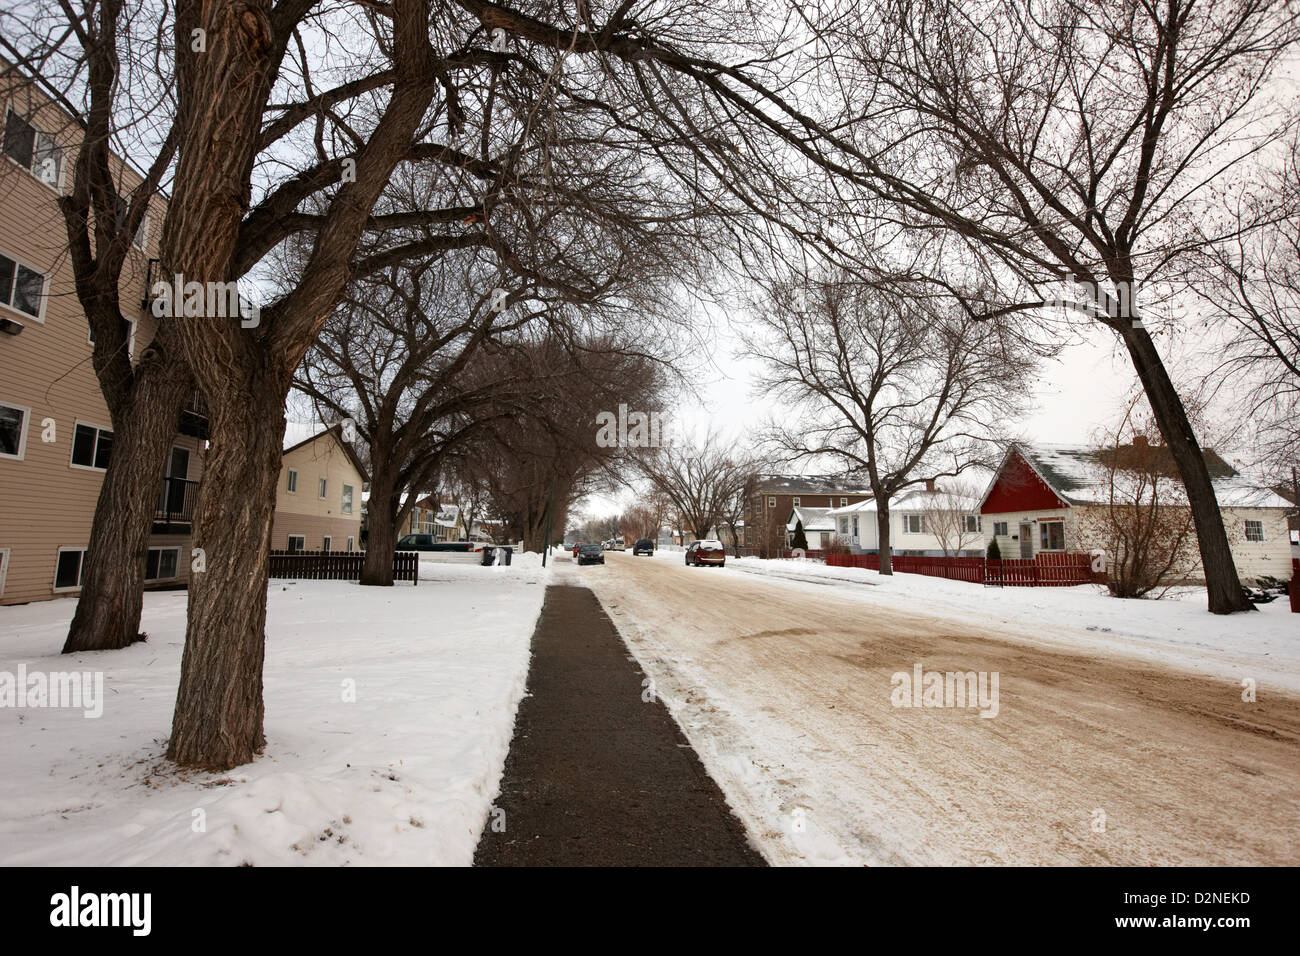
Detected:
left=271, top=423, right=367, bottom=553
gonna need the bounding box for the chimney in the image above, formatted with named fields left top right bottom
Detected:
left=1133, top=435, right=1150, bottom=449
left=925, top=479, right=936, bottom=492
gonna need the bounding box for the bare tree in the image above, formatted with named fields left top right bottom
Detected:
left=748, top=270, right=1032, bottom=573
left=920, top=481, right=985, bottom=557
left=636, top=430, right=755, bottom=544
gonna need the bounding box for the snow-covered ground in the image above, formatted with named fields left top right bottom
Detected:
left=0, top=554, right=550, bottom=866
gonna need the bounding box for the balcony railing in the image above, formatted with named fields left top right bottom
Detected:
left=154, top=476, right=199, bottom=532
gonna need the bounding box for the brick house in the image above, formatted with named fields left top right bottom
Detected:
left=741, top=476, right=873, bottom=553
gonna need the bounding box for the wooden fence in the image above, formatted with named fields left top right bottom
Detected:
left=268, top=549, right=419, bottom=584
left=826, top=551, right=1104, bottom=587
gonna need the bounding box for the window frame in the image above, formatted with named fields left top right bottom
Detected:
left=346, top=536, right=355, bottom=552
left=2, top=105, right=64, bottom=192
left=0, top=400, right=31, bottom=461
left=317, top=477, right=327, bottom=499
left=286, top=468, right=298, bottom=494
left=69, top=420, right=114, bottom=471
left=88, top=318, right=137, bottom=360
left=792, top=496, right=800, bottom=507
left=1039, top=520, right=1066, bottom=552
left=322, top=536, right=332, bottom=552
left=341, top=483, right=354, bottom=515
left=144, top=546, right=180, bottom=582
left=287, top=534, right=306, bottom=553
left=993, top=521, right=1008, bottom=537
left=0, top=246, right=50, bottom=323
left=1244, top=519, right=1265, bottom=543
left=52, top=546, right=87, bottom=592
left=767, top=496, right=776, bottom=508
left=903, top=514, right=924, bottom=535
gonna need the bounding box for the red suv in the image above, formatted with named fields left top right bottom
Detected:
left=685, top=539, right=726, bottom=567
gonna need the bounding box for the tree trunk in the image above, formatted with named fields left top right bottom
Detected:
left=167, top=394, right=285, bottom=770
left=63, top=363, right=192, bottom=652
left=361, top=471, right=397, bottom=586
left=877, top=506, right=893, bottom=575
left=1119, top=325, right=1252, bottom=613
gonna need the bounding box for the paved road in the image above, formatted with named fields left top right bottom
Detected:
left=474, top=583, right=765, bottom=866
left=581, top=552, right=1300, bottom=865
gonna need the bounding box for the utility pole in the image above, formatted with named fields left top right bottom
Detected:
left=541, top=477, right=555, bottom=567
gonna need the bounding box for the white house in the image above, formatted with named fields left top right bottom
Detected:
left=787, top=506, right=838, bottom=550
left=825, top=487, right=985, bottom=556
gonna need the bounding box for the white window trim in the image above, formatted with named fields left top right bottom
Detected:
left=52, top=546, right=87, bottom=592
left=1244, top=520, right=1265, bottom=542
left=145, top=546, right=181, bottom=582
left=322, top=536, right=332, bottom=552
left=0, top=244, right=50, bottom=324
left=1039, top=520, right=1066, bottom=552
left=0, top=399, right=32, bottom=461
left=317, top=477, right=327, bottom=499
left=69, top=419, right=113, bottom=472
left=767, top=497, right=776, bottom=508
left=0, top=547, right=10, bottom=599
left=346, top=536, right=355, bottom=552
left=286, top=467, right=298, bottom=494
left=3, top=104, right=65, bottom=194
left=903, top=514, right=923, bottom=534
left=792, top=497, right=801, bottom=507
left=287, top=533, right=306, bottom=552
left=341, top=483, right=354, bottom=515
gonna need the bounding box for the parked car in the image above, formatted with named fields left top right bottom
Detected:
left=632, top=538, right=655, bottom=556
left=685, top=539, right=726, bottom=567
left=395, top=535, right=472, bottom=552
left=576, top=543, right=606, bottom=566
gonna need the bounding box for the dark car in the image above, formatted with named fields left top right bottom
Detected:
left=685, top=539, right=725, bottom=567
left=632, top=538, right=655, bottom=556
left=576, top=543, right=606, bottom=566
left=395, top=534, right=473, bottom=552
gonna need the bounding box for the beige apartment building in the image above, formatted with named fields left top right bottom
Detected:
left=271, top=423, right=367, bottom=553
left=0, top=62, right=208, bottom=606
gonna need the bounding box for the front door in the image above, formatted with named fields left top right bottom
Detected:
left=1019, top=522, right=1033, bottom=559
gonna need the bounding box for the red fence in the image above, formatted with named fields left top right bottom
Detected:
left=826, top=551, right=1104, bottom=587
left=268, top=549, right=419, bottom=584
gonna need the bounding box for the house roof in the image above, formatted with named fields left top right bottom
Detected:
left=755, top=474, right=874, bottom=495
left=987, top=441, right=1289, bottom=511
left=787, top=506, right=836, bottom=532
left=826, top=488, right=980, bottom=516
left=282, top=421, right=370, bottom=482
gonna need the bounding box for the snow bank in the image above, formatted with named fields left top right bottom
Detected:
left=0, top=563, right=549, bottom=865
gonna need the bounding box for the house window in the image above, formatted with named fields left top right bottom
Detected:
left=1039, top=520, right=1065, bottom=551
left=322, top=536, right=332, bottom=552
left=54, top=547, right=86, bottom=590
left=852, top=516, right=859, bottom=537
left=0, top=251, right=48, bottom=319
left=287, top=534, right=305, bottom=553
left=70, top=422, right=113, bottom=470
left=145, top=547, right=179, bottom=581
left=839, top=518, right=849, bottom=534
left=1244, top=520, right=1264, bottom=542
left=341, top=483, right=353, bottom=515
left=993, top=521, right=1008, bottom=537
left=768, top=497, right=776, bottom=508
left=0, top=401, right=30, bottom=459
left=840, top=497, right=847, bottom=507
left=287, top=468, right=298, bottom=493
left=903, top=514, right=924, bottom=534
left=3, top=108, right=63, bottom=188
left=318, top=477, right=327, bottom=498
left=346, top=536, right=355, bottom=552
left=962, top=515, right=981, bottom=533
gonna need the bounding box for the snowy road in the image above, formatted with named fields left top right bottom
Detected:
left=579, top=552, right=1300, bottom=866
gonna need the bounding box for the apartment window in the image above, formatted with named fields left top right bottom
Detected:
left=70, top=422, right=113, bottom=470
left=0, top=251, right=48, bottom=319
left=87, top=319, right=136, bottom=359
left=768, top=497, right=776, bottom=508
left=318, top=477, right=327, bottom=499
left=346, top=536, right=355, bottom=552
left=1040, top=520, right=1065, bottom=551
left=145, top=547, right=179, bottom=581
left=341, top=483, right=354, bottom=515
left=840, top=497, right=848, bottom=507
left=286, top=468, right=298, bottom=493
left=54, top=547, right=86, bottom=590
left=287, top=534, right=305, bottom=553
left=322, top=536, right=332, bottom=552
left=1244, top=520, right=1265, bottom=542
left=3, top=108, right=63, bottom=188
left=113, top=194, right=149, bottom=251
left=993, top=521, right=1008, bottom=537
left=0, top=401, right=30, bottom=459
left=792, top=497, right=801, bottom=507
left=904, top=514, right=924, bottom=534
